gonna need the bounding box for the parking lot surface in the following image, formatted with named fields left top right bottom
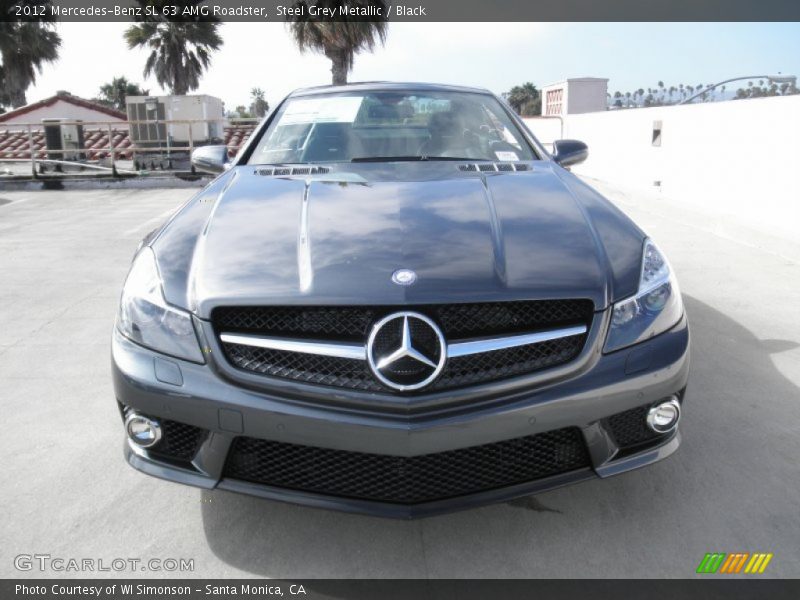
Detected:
left=1, top=180, right=798, bottom=578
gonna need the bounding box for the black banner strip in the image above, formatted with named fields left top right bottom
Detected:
left=4, top=579, right=800, bottom=600
left=3, top=0, right=800, bottom=23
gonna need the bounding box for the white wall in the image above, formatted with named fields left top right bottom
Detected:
left=0, top=100, right=125, bottom=131
left=525, top=95, right=800, bottom=240
left=567, top=79, right=608, bottom=115
left=523, top=116, right=563, bottom=151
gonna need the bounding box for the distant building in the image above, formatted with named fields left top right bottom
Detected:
left=542, top=78, right=609, bottom=116
left=0, top=91, right=126, bottom=131
left=0, top=92, right=252, bottom=161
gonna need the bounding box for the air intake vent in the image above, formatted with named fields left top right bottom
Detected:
left=458, top=162, right=530, bottom=173
left=224, top=427, right=590, bottom=504
left=255, top=166, right=330, bottom=176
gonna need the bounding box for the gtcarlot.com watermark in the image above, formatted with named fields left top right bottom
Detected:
left=14, top=554, right=194, bottom=573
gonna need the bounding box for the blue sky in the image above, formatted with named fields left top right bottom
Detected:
left=548, top=23, right=800, bottom=95
left=26, top=22, right=800, bottom=109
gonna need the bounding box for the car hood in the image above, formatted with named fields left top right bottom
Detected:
left=153, top=163, right=644, bottom=317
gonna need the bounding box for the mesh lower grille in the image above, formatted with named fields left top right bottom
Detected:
left=223, top=427, right=590, bottom=504
left=214, top=300, right=593, bottom=393
left=149, top=420, right=207, bottom=462
left=606, top=406, right=663, bottom=449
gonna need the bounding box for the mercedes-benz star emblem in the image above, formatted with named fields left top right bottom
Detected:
left=366, top=311, right=446, bottom=391
left=391, top=269, right=417, bottom=286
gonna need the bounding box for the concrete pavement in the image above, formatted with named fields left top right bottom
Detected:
left=0, top=180, right=798, bottom=578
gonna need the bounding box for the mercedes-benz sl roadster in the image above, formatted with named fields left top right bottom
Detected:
left=112, top=82, right=689, bottom=517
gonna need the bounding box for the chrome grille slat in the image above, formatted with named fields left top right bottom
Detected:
left=219, top=333, right=366, bottom=360
left=220, top=324, right=587, bottom=360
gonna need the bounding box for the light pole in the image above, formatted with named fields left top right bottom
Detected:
left=679, top=74, right=797, bottom=105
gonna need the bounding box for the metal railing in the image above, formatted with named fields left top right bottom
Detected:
left=0, top=117, right=260, bottom=178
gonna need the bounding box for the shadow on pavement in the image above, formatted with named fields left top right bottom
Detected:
left=200, top=295, right=800, bottom=578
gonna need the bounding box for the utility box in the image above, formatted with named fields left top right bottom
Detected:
left=126, top=94, right=224, bottom=146
left=42, top=118, right=85, bottom=161
left=542, top=78, right=609, bottom=116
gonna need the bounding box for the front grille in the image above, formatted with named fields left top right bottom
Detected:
left=149, top=420, right=207, bottom=462
left=223, top=427, right=590, bottom=504
left=214, top=300, right=593, bottom=393
left=606, top=405, right=663, bottom=449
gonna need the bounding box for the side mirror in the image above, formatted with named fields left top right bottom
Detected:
left=552, top=139, right=588, bottom=168
left=191, top=145, right=229, bottom=174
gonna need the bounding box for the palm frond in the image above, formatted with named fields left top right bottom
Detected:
left=125, top=20, right=223, bottom=95
left=286, top=0, right=388, bottom=84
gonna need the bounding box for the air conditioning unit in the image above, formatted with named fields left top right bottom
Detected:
left=42, top=118, right=85, bottom=162
left=126, top=95, right=224, bottom=147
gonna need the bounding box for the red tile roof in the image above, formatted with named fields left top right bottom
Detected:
left=0, top=124, right=257, bottom=161
left=0, top=92, right=127, bottom=123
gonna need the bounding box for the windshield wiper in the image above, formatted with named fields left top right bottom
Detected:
left=424, top=156, right=487, bottom=161
left=351, top=156, right=427, bottom=162
left=351, top=155, right=486, bottom=163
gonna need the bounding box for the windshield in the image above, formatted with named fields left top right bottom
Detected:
left=247, top=90, right=537, bottom=164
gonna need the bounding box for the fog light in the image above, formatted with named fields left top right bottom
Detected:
left=646, top=397, right=681, bottom=433
left=125, top=413, right=162, bottom=448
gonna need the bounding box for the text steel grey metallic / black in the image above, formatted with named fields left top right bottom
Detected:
left=112, top=83, right=690, bottom=518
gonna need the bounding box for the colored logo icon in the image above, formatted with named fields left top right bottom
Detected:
left=696, top=553, right=773, bottom=574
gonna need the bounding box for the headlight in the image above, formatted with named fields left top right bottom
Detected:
left=604, top=239, right=684, bottom=352
left=116, top=247, right=204, bottom=363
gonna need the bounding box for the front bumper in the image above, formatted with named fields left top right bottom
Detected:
left=112, top=313, right=690, bottom=518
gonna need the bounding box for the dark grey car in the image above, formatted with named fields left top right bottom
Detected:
left=112, top=82, right=689, bottom=518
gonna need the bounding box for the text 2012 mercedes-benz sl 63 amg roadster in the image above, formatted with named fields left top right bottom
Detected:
left=113, top=82, right=689, bottom=518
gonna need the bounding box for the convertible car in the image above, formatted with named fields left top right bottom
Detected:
left=112, top=82, right=689, bottom=517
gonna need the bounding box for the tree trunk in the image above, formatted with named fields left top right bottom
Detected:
left=10, top=89, right=27, bottom=108
left=330, top=50, right=348, bottom=86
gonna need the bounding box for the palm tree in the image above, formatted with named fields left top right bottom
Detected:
left=250, top=87, right=269, bottom=117
left=504, top=82, right=541, bottom=116
left=287, top=0, right=388, bottom=85
left=0, top=3, right=61, bottom=108
left=125, top=3, right=223, bottom=95
left=97, top=76, right=149, bottom=111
